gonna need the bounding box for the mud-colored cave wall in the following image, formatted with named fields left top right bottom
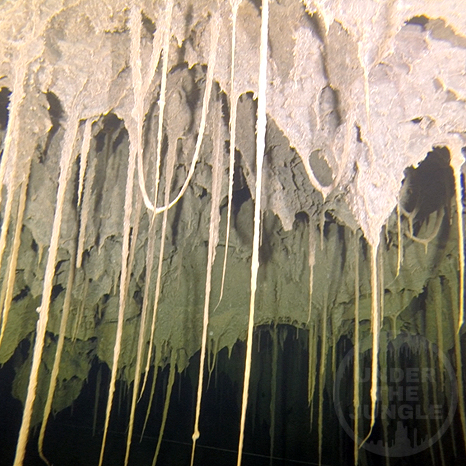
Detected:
left=0, top=0, right=465, bottom=464
left=1, top=112, right=461, bottom=401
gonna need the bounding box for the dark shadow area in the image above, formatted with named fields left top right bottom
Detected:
left=0, top=326, right=464, bottom=466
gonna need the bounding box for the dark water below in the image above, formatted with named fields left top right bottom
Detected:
left=0, top=326, right=464, bottom=466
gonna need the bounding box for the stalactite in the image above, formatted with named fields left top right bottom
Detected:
left=98, top=105, right=138, bottom=466
left=360, top=239, right=380, bottom=448
left=77, top=118, right=94, bottom=207
left=140, top=95, right=180, bottom=399
left=318, top=293, right=328, bottom=466
left=190, top=97, right=223, bottom=466
left=76, top=155, right=96, bottom=269
left=140, top=347, right=159, bottom=442
left=38, top=237, right=77, bottom=466
left=353, top=231, right=360, bottom=466
left=307, top=223, right=316, bottom=324
left=125, top=192, right=144, bottom=300
left=0, top=58, right=25, bottom=200
left=13, top=110, right=81, bottom=466
left=130, top=0, right=173, bottom=215
left=379, top=336, right=389, bottom=464
left=134, top=210, right=158, bottom=404
left=0, top=58, right=28, bottom=283
left=450, top=149, right=465, bottom=329
left=331, top=324, right=337, bottom=394
left=144, top=6, right=167, bottom=98
left=396, top=203, right=402, bottom=277
left=122, top=192, right=144, bottom=465
left=130, top=5, right=152, bottom=213
left=236, top=0, right=268, bottom=464
left=0, top=175, right=28, bottom=349
left=76, top=117, right=110, bottom=267
left=215, top=0, right=242, bottom=311
left=126, top=92, right=169, bottom=457
left=151, top=0, right=174, bottom=218
left=379, top=244, right=384, bottom=324
left=0, top=140, right=17, bottom=277
left=141, top=10, right=220, bottom=411
left=154, top=10, right=219, bottom=216
left=0, top=192, right=13, bottom=314
left=140, top=154, right=171, bottom=399
left=151, top=351, right=176, bottom=466
left=207, top=337, right=220, bottom=388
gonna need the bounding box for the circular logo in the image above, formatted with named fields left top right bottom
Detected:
left=334, top=332, right=457, bottom=457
